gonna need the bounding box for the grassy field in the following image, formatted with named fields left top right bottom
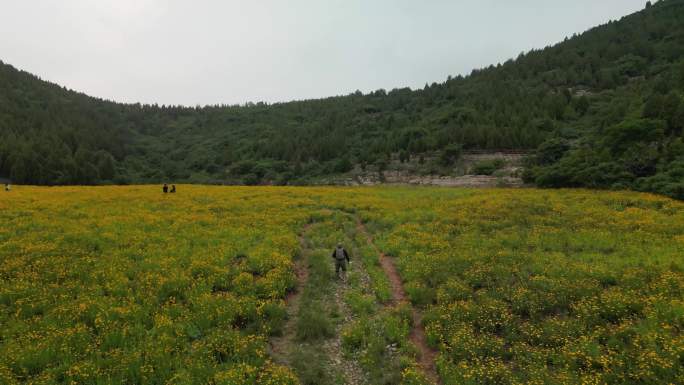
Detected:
left=357, top=189, right=684, bottom=384
left=1, top=186, right=683, bottom=384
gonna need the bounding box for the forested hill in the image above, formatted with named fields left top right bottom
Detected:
left=1, top=0, right=683, bottom=198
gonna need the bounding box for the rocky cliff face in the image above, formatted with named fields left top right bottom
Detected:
left=322, top=152, right=527, bottom=187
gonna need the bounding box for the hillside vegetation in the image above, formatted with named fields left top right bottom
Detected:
left=0, top=1, right=683, bottom=198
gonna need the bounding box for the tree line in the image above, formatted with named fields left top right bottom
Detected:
left=0, top=0, right=683, bottom=199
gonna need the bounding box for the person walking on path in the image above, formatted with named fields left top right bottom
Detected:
left=331, top=242, right=351, bottom=280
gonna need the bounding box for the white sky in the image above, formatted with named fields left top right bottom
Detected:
left=0, top=0, right=646, bottom=106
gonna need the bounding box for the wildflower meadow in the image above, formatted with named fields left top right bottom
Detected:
left=1, top=186, right=682, bottom=384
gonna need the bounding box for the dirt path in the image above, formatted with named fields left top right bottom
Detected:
left=269, top=221, right=367, bottom=385
left=356, top=219, right=441, bottom=385
left=268, top=224, right=310, bottom=366
left=323, top=268, right=366, bottom=385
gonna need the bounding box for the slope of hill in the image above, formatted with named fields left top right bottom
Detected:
left=0, top=0, right=683, bottom=198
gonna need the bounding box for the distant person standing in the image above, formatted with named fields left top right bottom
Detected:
left=331, top=242, right=351, bottom=280
left=163, top=184, right=169, bottom=193
left=170, top=185, right=176, bottom=193
left=4, top=183, right=10, bottom=192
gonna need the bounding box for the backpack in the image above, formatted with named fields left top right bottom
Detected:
left=335, top=247, right=346, bottom=260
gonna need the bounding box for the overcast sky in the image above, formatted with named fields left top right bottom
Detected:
left=0, top=0, right=646, bottom=106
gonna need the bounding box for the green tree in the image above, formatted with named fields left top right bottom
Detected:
left=535, top=138, right=570, bottom=165
left=663, top=92, right=682, bottom=133
left=440, top=144, right=463, bottom=166
left=96, top=151, right=116, bottom=181
left=573, top=96, right=590, bottom=116
left=604, top=119, right=665, bottom=154
left=673, top=102, right=684, bottom=135
left=333, top=157, right=353, bottom=173
left=10, top=155, right=29, bottom=183
left=643, top=94, right=665, bottom=119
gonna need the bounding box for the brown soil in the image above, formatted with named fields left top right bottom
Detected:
left=356, top=220, right=441, bottom=385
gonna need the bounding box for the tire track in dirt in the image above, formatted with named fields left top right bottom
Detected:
left=268, top=224, right=311, bottom=366
left=269, top=221, right=367, bottom=385
left=324, top=268, right=366, bottom=385
left=356, top=218, right=441, bottom=385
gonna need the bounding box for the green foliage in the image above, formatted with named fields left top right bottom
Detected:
left=295, top=302, right=335, bottom=341
left=399, top=150, right=410, bottom=163
left=289, top=348, right=334, bottom=385
left=333, top=157, right=353, bottom=174
left=342, top=305, right=414, bottom=385
left=529, top=115, right=683, bottom=197
left=471, top=159, right=505, bottom=175
left=535, top=138, right=571, bottom=165
left=439, top=144, right=462, bottom=166
left=604, top=119, right=665, bottom=154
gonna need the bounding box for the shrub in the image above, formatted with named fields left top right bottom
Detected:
left=470, top=159, right=505, bottom=175
left=296, top=301, right=334, bottom=341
